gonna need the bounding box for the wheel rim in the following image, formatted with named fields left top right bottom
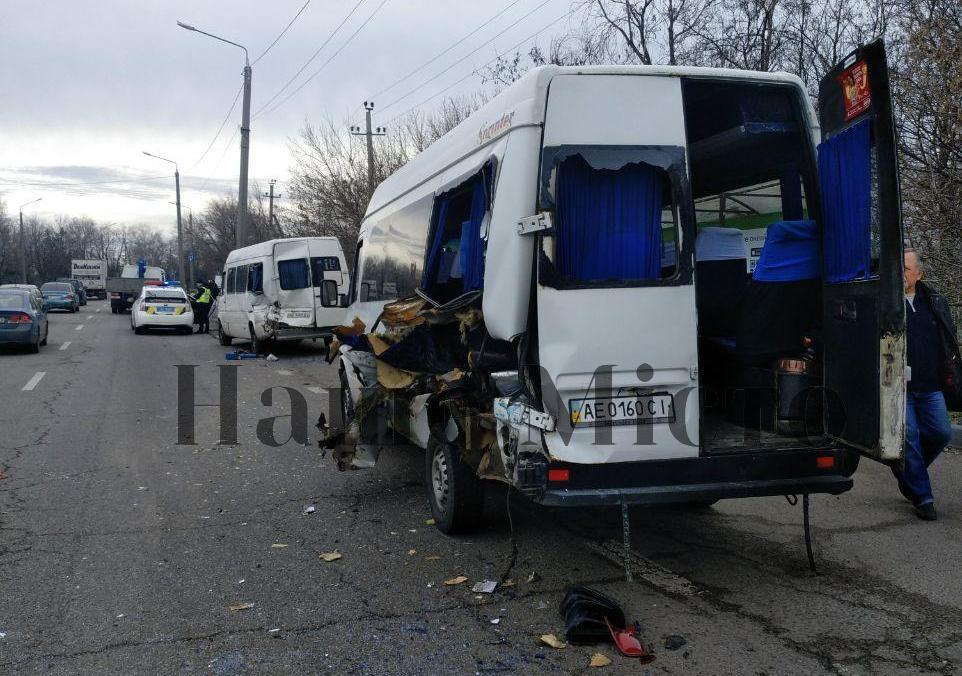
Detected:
left=431, top=446, right=449, bottom=510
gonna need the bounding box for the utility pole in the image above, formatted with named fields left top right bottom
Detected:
left=188, top=209, right=195, bottom=288
left=18, top=198, right=42, bottom=283
left=264, top=179, right=283, bottom=236
left=238, top=61, right=252, bottom=249
left=350, top=101, right=386, bottom=195
left=144, top=151, right=185, bottom=285
left=176, top=20, right=250, bottom=250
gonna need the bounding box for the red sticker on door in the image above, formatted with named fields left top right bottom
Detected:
left=838, top=60, right=871, bottom=121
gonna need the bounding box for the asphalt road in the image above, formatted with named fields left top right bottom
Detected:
left=2, top=299, right=961, bottom=674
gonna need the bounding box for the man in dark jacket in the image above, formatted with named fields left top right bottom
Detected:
left=896, top=249, right=959, bottom=520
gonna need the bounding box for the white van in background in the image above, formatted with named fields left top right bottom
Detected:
left=215, top=237, right=349, bottom=351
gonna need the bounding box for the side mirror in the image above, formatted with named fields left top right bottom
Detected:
left=320, top=279, right=339, bottom=307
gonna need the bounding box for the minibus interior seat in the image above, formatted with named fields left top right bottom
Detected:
left=695, top=227, right=749, bottom=338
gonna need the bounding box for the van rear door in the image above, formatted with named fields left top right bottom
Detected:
left=535, top=74, right=699, bottom=464
left=817, top=39, right=905, bottom=461
left=273, top=240, right=316, bottom=327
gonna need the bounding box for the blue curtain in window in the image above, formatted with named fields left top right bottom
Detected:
left=460, top=167, right=491, bottom=291
left=278, top=259, right=309, bottom=290
left=421, top=197, right=450, bottom=288
left=752, top=220, right=820, bottom=281
left=818, top=118, right=872, bottom=284
left=556, top=156, right=662, bottom=281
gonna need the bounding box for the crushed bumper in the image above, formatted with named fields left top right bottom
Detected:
left=525, top=447, right=857, bottom=507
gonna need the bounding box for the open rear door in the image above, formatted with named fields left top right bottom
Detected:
left=818, top=39, right=905, bottom=462
left=273, top=240, right=316, bottom=327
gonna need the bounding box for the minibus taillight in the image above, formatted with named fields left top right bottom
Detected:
left=547, top=468, right=570, bottom=483
left=816, top=456, right=835, bottom=469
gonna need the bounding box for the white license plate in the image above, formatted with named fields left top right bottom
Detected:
left=156, top=305, right=174, bottom=314
left=569, top=394, right=675, bottom=427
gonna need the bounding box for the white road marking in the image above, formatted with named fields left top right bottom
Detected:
left=75, top=324, right=84, bottom=331
left=22, top=372, right=46, bottom=391
left=59, top=341, right=71, bottom=351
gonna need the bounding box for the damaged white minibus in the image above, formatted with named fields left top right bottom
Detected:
left=332, top=41, right=913, bottom=534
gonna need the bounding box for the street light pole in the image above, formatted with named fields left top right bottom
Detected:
left=171, top=202, right=194, bottom=289
left=177, top=20, right=251, bottom=250
left=18, top=198, right=42, bottom=283
left=143, top=151, right=186, bottom=285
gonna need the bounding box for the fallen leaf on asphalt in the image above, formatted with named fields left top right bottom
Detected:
left=424, top=555, right=441, bottom=561
left=227, top=602, right=254, bottom=611
left=526, top=572, right=541, bottom=583
left=501, top=579, right=515, bottom=587
left=319, top=551, right=342, bottom=562
left=539, top=634, right=567, bottom=649
left=589, top=653, right=612, bottom=667
left=408, top=549, right=417, bottom=556
left=425, top=518, right=435, bottom=525
left=444, top=575, right=468, bottom=586
left=0, top=472, right=8, bottom=480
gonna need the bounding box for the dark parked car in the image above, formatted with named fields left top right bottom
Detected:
left=41, top=282, right=80, bottom=312
left=0, top=288, right=49, bottom=352
left=57, top=278, right=87, bottom=305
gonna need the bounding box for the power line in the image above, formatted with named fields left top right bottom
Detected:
left=0, top=174, right=170, bottom=188
left=377, top=0, right=556, bottom=116
left=255, top=0, right=392, bottom=121
left=191, top=127, right=239, bottom=195
left=251, top=0, right=312, bottom=66
left=384, top=8, right=574, bottom=126
left=251, top=0, right=367, bottom=119
left=366, top=0, right=524, bottom=104
left=187, top=84, right=243, bottom=172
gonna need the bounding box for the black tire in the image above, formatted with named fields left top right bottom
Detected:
left=28, top=339, right=40, bottom=354
left=134, top=326, right=146, bottom=335
left=425, top=433, right=485, bottom=534
left=40, top=328, right=47, bottom=346
left=217, top=321, right=232, bottom=346
left=111, top=306, right=117, bottom=314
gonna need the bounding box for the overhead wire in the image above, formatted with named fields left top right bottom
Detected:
left=251, top=0, right=312, bottom=66
left=254, top=0, right=392, bottom=121
left=376, top=0, right=556, bottom=117
left=251, top=0, right=368, bottom=119
left=365, top=0, right=524, bottom=105
left=383, top=7, right=574, bottom=126
left=0, top=174, right=170, bottom=188
left=187, top=84, right=243, bottom=172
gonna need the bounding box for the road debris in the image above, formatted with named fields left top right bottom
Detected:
left=302, top=505, right=315, bottom=515
left=472, top=580, right=498, bottom=594
left=270, top=543, right=288, bottom=549
left=227, top=602, right=254, bottom=611
left=490, top=618, right=501, bottom=625
left=526, top=572, right=541, bottom=583
left=319, top=551, right=342, bottom=562
left=444, top=575, right=468, bottom=586
left=589, top=653, right=612, bottom=667
left=664, top=635, right=687, bottom=651
left=539, top=634, right=567, bottom=649
left=408, top=549, right=417, bottom=556
left=265, top=353, right=279, bottom=362
left=425, top=518, right=435, bottom=525
left=425, top=555, right=441, bottom=561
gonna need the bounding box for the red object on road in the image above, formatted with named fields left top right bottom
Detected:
left=605, top=617, right=655, bottom=664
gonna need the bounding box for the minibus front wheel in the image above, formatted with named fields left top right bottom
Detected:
left=426, top=434, right=484, bottom=534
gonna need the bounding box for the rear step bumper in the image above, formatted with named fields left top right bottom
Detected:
left=525, top=447, right=857, bottom=507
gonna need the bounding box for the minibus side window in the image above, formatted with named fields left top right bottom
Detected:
left=277, top=259, right=310, bottom=290
left=248, top=262, right=264, bottom=294
left=225, top=267, right=236, bottom=294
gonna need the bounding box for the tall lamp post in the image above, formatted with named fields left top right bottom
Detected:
left=171, top=202, right=195, bottom=289
left=18, top=198, right=42, bottom=283
left=143, top=151, right=186, bottom=286
left=177, top=20, right=251, bottom=250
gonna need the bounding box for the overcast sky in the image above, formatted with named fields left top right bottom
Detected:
left=0, top=0, right=573, bottom=231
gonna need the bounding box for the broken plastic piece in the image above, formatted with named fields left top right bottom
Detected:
left=319, top=551, right=342, bottom=562
left=605, top=618, right=655, bottom=664
left=302, top=505, right=315, bottom=515
left=227, top=602, right=254, bottom=611
left=471, top=580, right=498, bottom=594
left=266, top=353, right=279, bottom=362
left=560, top=586, right=627, bottom=645
left=444, top=575, right=468, bottom=586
